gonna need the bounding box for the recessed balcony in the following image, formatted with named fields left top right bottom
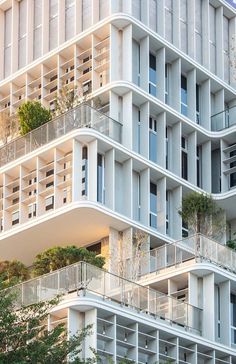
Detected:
left=211, top=106, right=236, bottom=131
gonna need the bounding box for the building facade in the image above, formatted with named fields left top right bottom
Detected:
left=1, top=0, right=236, bottom=362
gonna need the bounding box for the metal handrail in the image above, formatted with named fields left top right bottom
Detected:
left=10, top=260, right=202, bottom=335
left=0, top=103, right=122, bottom=168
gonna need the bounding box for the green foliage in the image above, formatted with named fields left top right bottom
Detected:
left=226, top=239, right=236, bottom=250
left=33, top=245, right=105, bottom=276
left=17, top=101, right=51, bottom=136
left=178, top=192, right=225, bottom=238
left=0, top=285, right=97, bottom=363
left=0, top=260, right=29, bottom=287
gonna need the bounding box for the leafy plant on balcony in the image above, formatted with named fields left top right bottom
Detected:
left=32, top=246, right=105, bottom=277
left=0, top=260, right=29, bottom=287
left=0, top=285, right=98, bottom=363
left=178, top=192, right=226, bottom=239
left=53, top=85, right=91, bottom=117
left=17, top=101, right=51, bottom=136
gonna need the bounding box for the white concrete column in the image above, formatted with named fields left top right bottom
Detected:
left=42, top=0, right=49, bottom=54
left=140, top=36, right=149, bottom=93
left=157, top=177, right=166, bottom=235
left=187, top=0, right=195, bottom=59
left=88, top=139, right=97, bottom=202
left=75, top=0, right=82, bottom=34
left=27, top=0, right=34, bottom=64
left=229, top=17, right=236, bottom=88
left=110, top=24, right=120, bottom=81
left=108, top=227, right=120, bottom=274
left=0, top=9, right=4, bottom=80
left=122, top=0, right=132, bottom=14
left=202, top=140, right=212, bottom=193
left=72, top=139, right=82, bottom=202
left=202, top=0, right=210, bottom=69
left=216, top=6, right=224, bottom=80
left=140, top=168, right=150, bottom=226
left=67, top=308, right=84, bottom=360
left=170, top=58, right=181, bottom=112
left=105, top=148, right=115, bottom=210
left=172, top=0, right=180, bottom=49
left=140, top=101, right=149, bottom=159
left=171, top=185, right=182, bottom=240
left=157, top=112, right=166, bottom=168
left=58, top=0, right=65, bottom=45
left=122, top=91, right=133, bottom=150
left=221, top=139, right=229, bottom=193
left=84, top=309, right=97, bottom=359
left=188, top=131, right=197, bottom=185
left=172, top=121, right=181, bottom=177
left=202, top=273, right=215, bottom=340
left=122, top=24, right=132, bottom=82
left=187, top=68, right=196, bottom=122
left=201, top=79, right=211, bottom=130
left=123, top=158, right=132, bottom=218
left=157, top=0, right=165, bottom=37
left=12, top=0, right=19, bottom=73
left=220, top=280, right=230, bottom=346
left=156, top=47, right=165, bottom=103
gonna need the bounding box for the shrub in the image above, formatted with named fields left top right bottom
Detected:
left=17, top=101, right=51, bottom=135
left=33, top=245, right=105, bottom=276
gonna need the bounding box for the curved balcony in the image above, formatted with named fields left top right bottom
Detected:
left=211, top=105, right=236, bottom=131
left=11, top=260, right=202, bottom=336
left=0, top=104, right=122, bottom=168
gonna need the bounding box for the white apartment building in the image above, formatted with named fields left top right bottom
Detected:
left=1, top=0, right=236, bottom=362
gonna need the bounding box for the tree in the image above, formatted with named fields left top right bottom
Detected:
left=0, top=111, right=19, bottom=145
left=178, top=192, right=225, bottom=239
left=0, top=260, right=29, bottom=287
left=32, top=246, right=105, bottom=277
left=17, top=101, right=51, bottom=136
left=53, top=85, right=89, bottom=117
left=0, top=286, right=97, bottom=363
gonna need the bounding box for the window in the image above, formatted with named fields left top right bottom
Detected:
left=33, top=0, right=42, bottom=60
left=18, top=0, right=27, bottom=69
left=209, top=5, right=216, bottom=73
left=0, top=218, right=3, bottom=232
left=231, top=294, right=236, bottom=344
left=97, top=154, right=105, bottom=203
left=197, top=146, right=202, bottom=188
left=4, top=8, right=12, bottom=77
left=166, top=127, right=169, bottom=169
left=230, top=150, right=236, bottom=189
left=217, top=286, right=221, bottom=339
left=181, top=75, right=188, bottom=116
left=65, top=0, right=75, bottom=41
left=82, top=146, right=88, bottom=196
left=150, top=182, right=157, bottom=229
left=165, top=0, right=173, bottom=43
left=149, top=117, right=157, bottom=163
left=87, top=242, right=101, bottom=255
left=195, top=0, right=202, bottom=64
left=149, top=0, right=157, bottom=32
left=12, top=211, right=19, bottom=226
left=49, top=0, right=58, bottom=50
left=181, top=137, right=188, bottom=180
left=28, top=203, right=37, bottom=219
left=180, top=0, right=188, bottom=53
left=45, top=196, right=54, bottom=211
left=149, top=54, right=157, bottom=96
left=196, top=84, right=200, bottom=124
